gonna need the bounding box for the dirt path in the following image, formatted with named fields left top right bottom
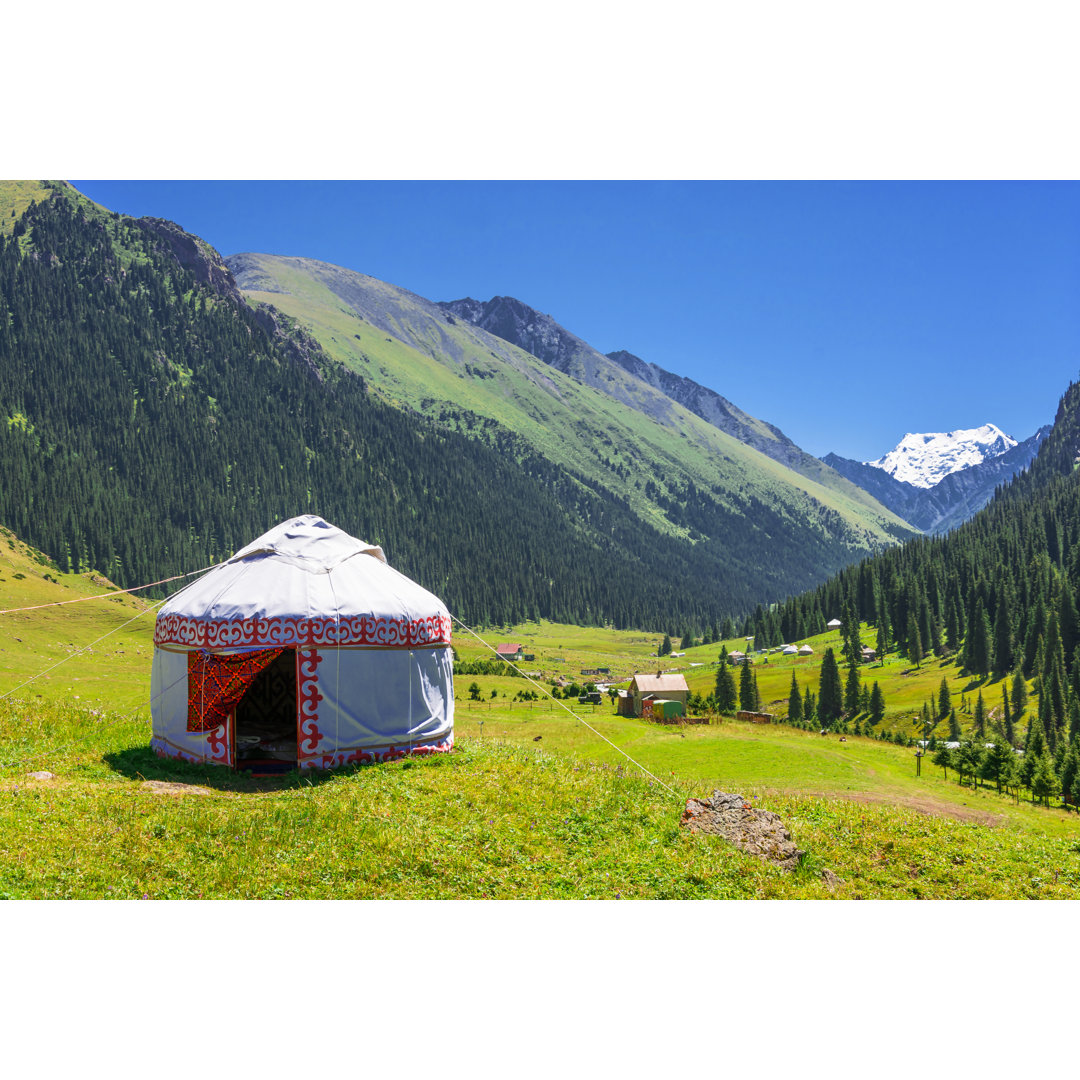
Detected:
left=824, top=789, right=1005, bottom=826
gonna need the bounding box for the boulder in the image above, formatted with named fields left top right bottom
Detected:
left=681, top=790, right=804, bottom=871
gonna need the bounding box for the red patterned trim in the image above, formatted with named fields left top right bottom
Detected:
left=152, top=733, right=453, bottom=770
left=154, top=612, right=452, bottom=649
left=296, top=648, right=324, bottom=762
left=151, top=733, right=229, bottom=766
left=207, top=725, right=230, bottom=764
left=299, top=736, right=454, bottom=771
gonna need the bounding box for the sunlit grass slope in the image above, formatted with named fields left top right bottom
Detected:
left=0, top=526, right=156, bottom=712
left=4, top=699, right=1080, bottom=900
left=231, top=253, right=914, bottom=553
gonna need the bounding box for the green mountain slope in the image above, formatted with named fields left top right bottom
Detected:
left=0, top=183, right=901, bottom=629
left=435, top=294, right=891, bottom=508
left=228, top=253, right=915, bottom=559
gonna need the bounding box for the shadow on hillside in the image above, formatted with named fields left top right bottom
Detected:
left=103, top=746, right=340, bottom=794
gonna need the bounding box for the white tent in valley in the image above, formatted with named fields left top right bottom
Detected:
left=150, top=516, right=455, bottom=771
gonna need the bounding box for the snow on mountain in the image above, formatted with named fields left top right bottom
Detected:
left=866, top=424, right=1018, bottom=489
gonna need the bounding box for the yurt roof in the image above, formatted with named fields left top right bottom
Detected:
left=154, top=516, right=451, bottom=650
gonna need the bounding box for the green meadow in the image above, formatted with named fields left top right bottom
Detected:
left=2, top=545, right=1078, bottom=898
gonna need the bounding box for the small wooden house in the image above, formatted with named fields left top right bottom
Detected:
left=629, top=673, right=689, bottom=717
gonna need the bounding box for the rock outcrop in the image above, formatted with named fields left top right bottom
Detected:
left=136, top=217, right=243, bottom=305
left=681, top=790, right=804, bottom=871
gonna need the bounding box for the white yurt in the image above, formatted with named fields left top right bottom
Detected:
left=150, top=516, right=454, bottom=771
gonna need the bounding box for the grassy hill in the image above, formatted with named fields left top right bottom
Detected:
left=0, top=525, right=156, bottom=712
left=228, top=253, right=915, bottom=557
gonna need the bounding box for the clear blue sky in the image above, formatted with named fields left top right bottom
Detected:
left=72, top=180, right=1080, bottom=461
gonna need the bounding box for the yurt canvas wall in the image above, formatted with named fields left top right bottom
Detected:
left=150, top=516, right=454, bottom=769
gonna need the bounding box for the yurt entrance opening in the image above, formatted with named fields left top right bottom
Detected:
left=234, top=649, right=298, bottom=773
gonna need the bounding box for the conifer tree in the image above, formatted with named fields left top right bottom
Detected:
left=787, top=672, right=802, bottom=724
left=818, top=647, right=843, bottom=728
left=907, top=611, right=923, bottom=668
left=993, top=594, right=1013, bottom=677
left=965, top=599, right=992, bottom=677
left=959, top=740, right=985, bottom=789
left=949, top=707, right=961, bottom=741
left=841, top=601, right=862, bottom=667
left=739, top=659, right=756, bottom=713
left=1031, top=751, right=1058, bottom=807
left=1003, top=683, right=1015, bottom=746
left=714, top=652, right=737, bottom=715
left=930, top=613, right=944, bottom=658
left=983, top=737, right=1014, bottom=794
left=974, top=690, right=986, bottom=738
left=1021, top=716, right=1047, bottom=789
left=932, top=742, right=954, bottom=781
left=844, top=663, right=861, bottom=716
left=1000, top=743, right=1021, bottom=803
left=660, top=634, right=672, bottom=656
left=1012, top=668, right=1028, bottom=717
left=945, top=596, right=961, bottom=654
left=1060, top=743, right=1080, bottom=808
left=1060, top=586, right=1080, bottom=663
left=877, top=602, right=891, bottom=656
left=938, top=677, right=951, bottom=719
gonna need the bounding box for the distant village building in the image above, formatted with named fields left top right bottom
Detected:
left=827, top=619, right=842, bottom=629
left=495, top=643, right=523, bottom=661
left=727, top=650, right=747, bottom=665
left=798, top=645, right=814, bottom=655
left=782, top=645, right=798, bottom=655
left=861, top=647, right=877, bottom=661
left=628, top=673, right=689, bottom=717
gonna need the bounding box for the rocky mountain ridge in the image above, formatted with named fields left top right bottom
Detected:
left=438, top=296, right=870, bottom=497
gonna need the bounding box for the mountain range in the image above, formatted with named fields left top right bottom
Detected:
left=226, top=252, right=916, bottom=577
left=0, top=179, right=1064, bottom=633
left=0, top=181, right=923, bottom=631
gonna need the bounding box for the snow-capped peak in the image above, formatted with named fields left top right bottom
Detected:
left=865, top=423, right=1017, bottom=488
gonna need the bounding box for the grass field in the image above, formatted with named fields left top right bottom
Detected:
left=4, top=694, right=1080, bottom=900
left=3, top=548, right=1078, bottom=899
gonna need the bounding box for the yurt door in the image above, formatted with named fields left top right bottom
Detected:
left=234, top=649, right=299, bottom=770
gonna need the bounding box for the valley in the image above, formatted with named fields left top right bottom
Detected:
left=2, top=180, right=1080, bottom=901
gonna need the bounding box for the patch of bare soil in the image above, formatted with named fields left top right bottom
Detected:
left=140, top=780, right=215, bottom=796
left=837, top=790, right=1004, bottom=826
